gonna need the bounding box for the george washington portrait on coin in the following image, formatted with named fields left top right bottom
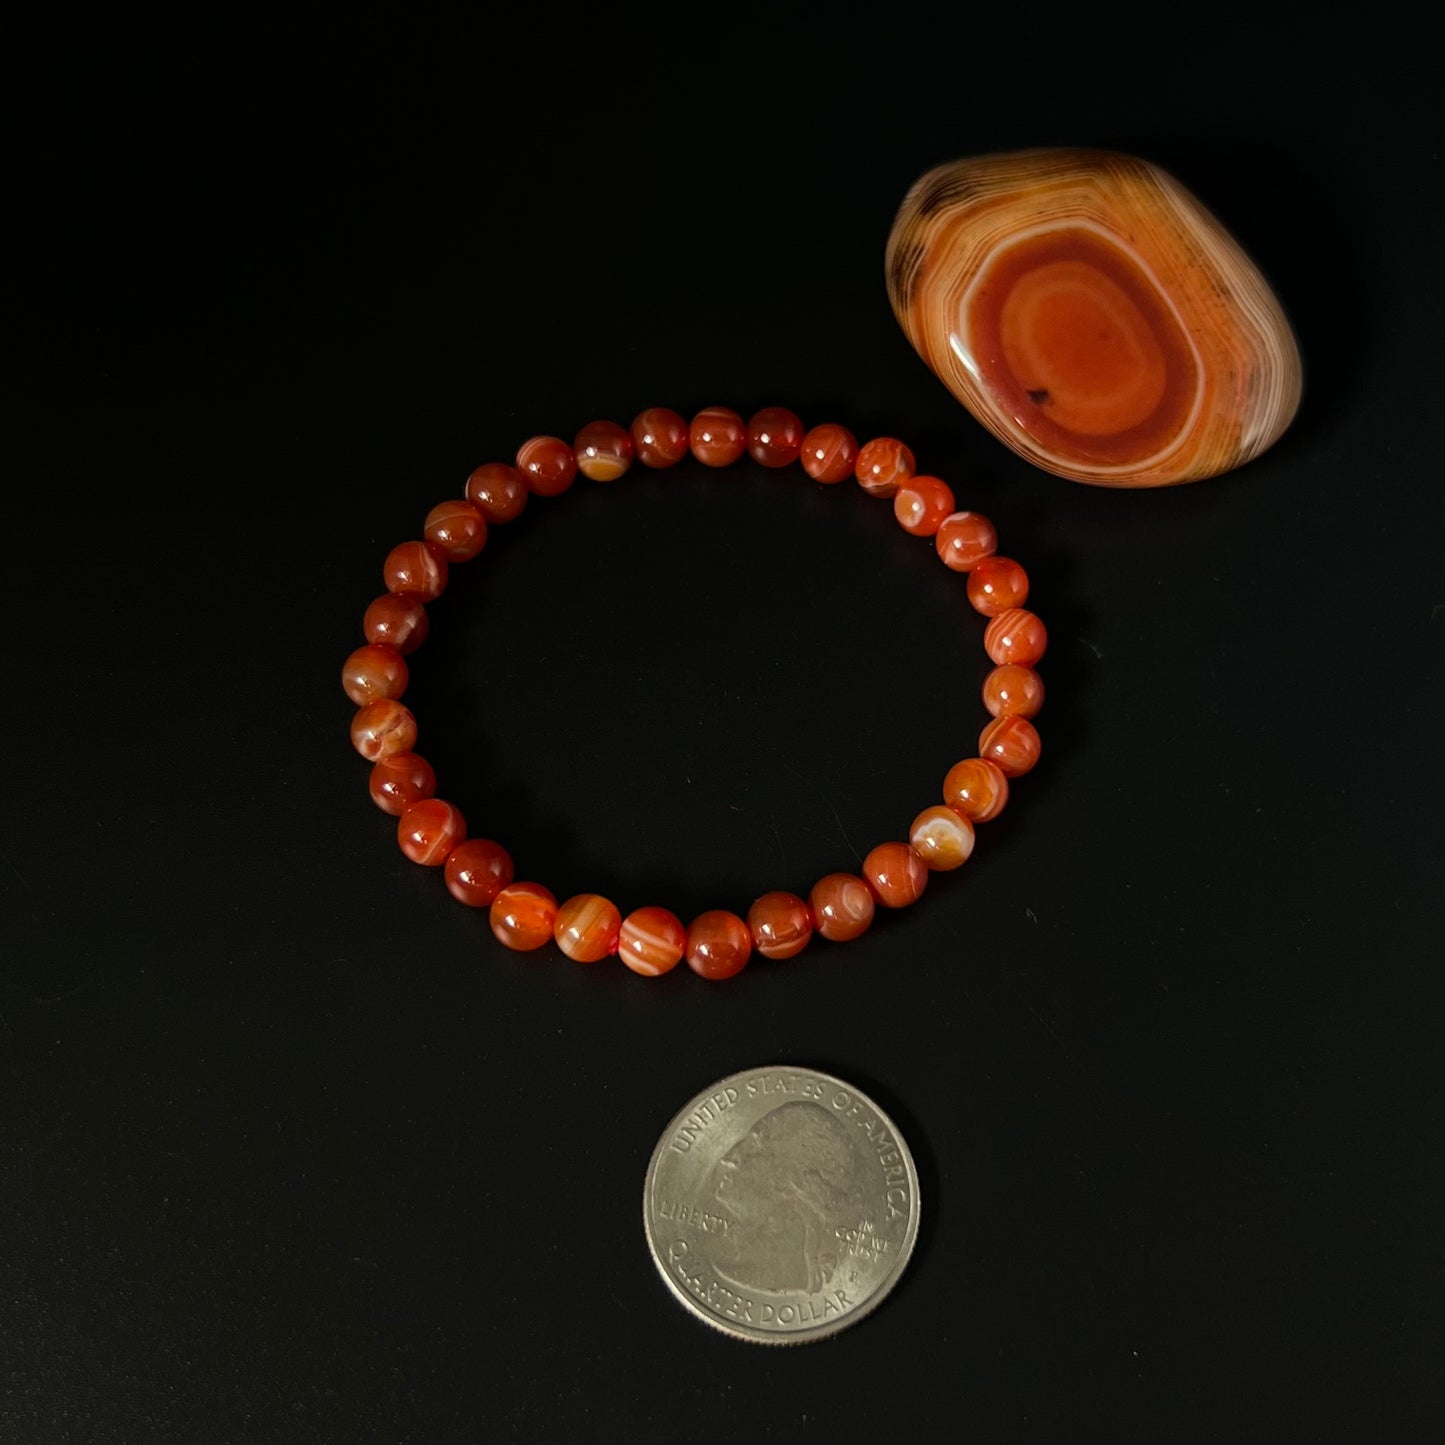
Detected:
left=708, top=1100, right=856, bottom=1295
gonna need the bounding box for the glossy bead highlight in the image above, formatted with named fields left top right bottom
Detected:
left=516, top=436, right=577, bottom=496
left=799, top=424, right=859, bottom=483
left=573, top=420, right=634, bottom=482
left=942, top=757, right=1009, bottom=822
left=618, top=906, right=687, bottom=977
left=747, top=407, right=805, bottom=468
left=984, top=608, right=1048, bottom=667
left=863, top=842, right=929, bottom=908
left=747, top=892, right=814, bottom=960
left=855, top=438, right=915, bottom=497
left=967, top=556, right=1029, bottom=615
left=979, top=715, right=1042, bottom=776
left=350, top=698, right=417, bottom=761
left=689, top=406, right=747, bottom=467
left=809, top=873, right=875, bottom=941
left=465, top=462, right=529, bottom=524
left=368, top=751, right=436, bottom=815
left=341, top=643, right=408, bottom=705
left=554, top=894, right=622, bottom=962
left=686, top=910, right=752, bottom=980
left=383, top=541, right=448, bottom=600
left=490, top=882, right=559, bottom=952
left=631, top=407, right=690, bottom=467
left=423, top=499, right=487, bottom=562
left=363, top=592, right=430, bottom=654
left=935, top=512, right=998, bottom=572
left=908, top=805, right=976, bottom=870
left=893, top=475, right=956, bottom=536
left=983, top=664, right=1045, bottom=719
left=397, top=798, right=466, bottom=866
left=443, top=838, right=514, bottom=907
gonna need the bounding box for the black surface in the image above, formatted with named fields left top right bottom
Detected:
left=5, top=10, right=1442, bottom=1443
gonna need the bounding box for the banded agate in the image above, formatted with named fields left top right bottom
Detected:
left=886, top=149, right=1302, bottom=487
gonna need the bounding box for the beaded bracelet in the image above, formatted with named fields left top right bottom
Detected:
left=343, top=405, right=1047, bottom=981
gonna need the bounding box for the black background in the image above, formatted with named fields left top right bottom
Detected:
left=5, top=7, right=1442, bottom=1442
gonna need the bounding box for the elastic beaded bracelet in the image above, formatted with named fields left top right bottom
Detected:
left=343, top=406, right=1047, bottom=982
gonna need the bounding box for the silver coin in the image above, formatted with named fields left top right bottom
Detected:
left=642, top=1064, right=921, bottom=1344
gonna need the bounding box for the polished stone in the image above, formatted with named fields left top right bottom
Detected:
left=618, top=906, right=687, bottom=976
left=490, top=881, right=559, bottom=951
left=573, top=420, right=634, bottom=482
left=746, top=891, right=814, bottom=960
left=444, top=837, right=514, bottom=907
left=685, top=910, right=752, bottom=980
left=554, top=893, right=622, bottom=962
left=908, top=805, right=975, bottom=870
left=886, top=148, right=1301, bottom=486
left=809, top=873, right=875, bottom=942
left=397, top=797, right=466, bottom=866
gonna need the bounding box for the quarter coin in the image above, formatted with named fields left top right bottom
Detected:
left=642, top=1065, right=921, bottom=1343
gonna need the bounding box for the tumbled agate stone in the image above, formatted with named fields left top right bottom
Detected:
left=886, top=149, right=1302, bottom=487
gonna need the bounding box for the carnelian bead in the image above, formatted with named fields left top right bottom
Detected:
left=984, top=608, right=1048, bottom=667
left=689, top=406, right=747, bottom=467
left=746, top=892, right=813, bottom=960
left=747, top=406, right=805, bottom=468
left=443, top=838, right=513, bottom=907
left=943, top=757, right=1009, bottom=822
left=908, top=805, right=976, bottom=870
left=618, top=906, right=687, bottom=977
left=809, top=873, right=875, bottom=942
left=685, top=910, right=752, bottom=980
left=983, top=664, right=1045, bottom=719
left=363, top=592, right=430, bottom=655
left=893, top=475, right=956, bottom=536
left=863, top=842, right=929, bottom=908
left=397, top=797, right=466, bottom=866
left=465, top=462, right=529, bottom=524
left=350, top=698, right=417, bottom=761
left=383, top=541, right=448, bottom=600
left=935, top=512, right=998, bottom=572
left=631, top=407, right=690, bottom=467
left=423, top=499, right=488, bottom=562
left=855, top=438, right=915, bottom=497
left=516, top=435, right=577, bottom=497
left=341, top=643, right=408, bottom=705
left=573, top=420, right=634, bottom=482
left=967, top=556, right=1030, bottom=615
left=368, top=751, right=437, bottom=815
left=799, top=423, right=859, bottom=483
left=490, top=882, right=558, bottom=952
left=979, top=715, right=1042, bottom=777
left=554, top=894, right=622, bottom=963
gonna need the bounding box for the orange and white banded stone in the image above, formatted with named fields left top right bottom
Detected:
left=908, top=805, right=975, bottom=870
left=618, top=906, right=686, bottom=977
left=886, top=149, right=1301, bottom=487
left=554, top=893, right=622, bottom=963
